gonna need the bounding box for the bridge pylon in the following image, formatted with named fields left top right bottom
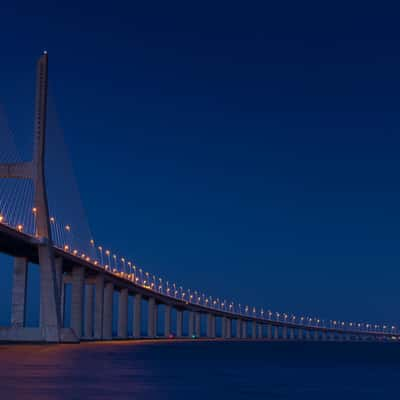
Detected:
left=0, top=53, right=62, bottom=342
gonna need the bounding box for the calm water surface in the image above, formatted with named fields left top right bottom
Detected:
left=0, top=340, right=399, bottom=399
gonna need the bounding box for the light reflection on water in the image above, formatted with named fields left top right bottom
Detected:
left=0, top=341, right=399, bottom=399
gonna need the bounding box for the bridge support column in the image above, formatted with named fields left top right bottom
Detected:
left=274, top=326, right=279, bottom=340
left=188, top=311, right=194, bottom=337
left=305, top=330, right=311, bottom=340
left=102, top=282, right=114, bottom=340
left=195, top=312, right=201, bottom=337
left=11, top=257, right=28, bottom=328
left=164, top=305, right=171, bottom=337
left=289, top=327, right=295, bottom=340
left=267, top=325, right=272, bottom=339
left=257, top=324, right=262, bottom=339
left=118, top=288, right=128, bottom=338
left=84, top=284, right=94, bottom=338
left=242, top=321, right=247, bottom=338
left=236, top=319, right=242, bottom=339
left=321, top=331, right=327, bottom=341
left=221, top=317, right=227, bottom=338
left=176, top=310, right=183, bottom=338
left=207, top=314, right=213, bottom=338
left=282, top=326, right=288, bottom=340
left=148, top=297, right=156, bottom=338
left=226, top=319, right=232, bottom=338
left=212, top=315, right=217, bottom=338
left=133, top=293, right=142, bottom=338
left=55, top=258, right=63, bottom=324
left=252, top=321, right=257, bottom=339
left=71, top=266, right=85, bottom=338
left=94, top=275, right=104, bottom=339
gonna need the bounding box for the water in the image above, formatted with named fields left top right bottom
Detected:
left=0, top=340, right=399, bottom=399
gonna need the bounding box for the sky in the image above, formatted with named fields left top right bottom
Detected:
left=1, top=1, right=400, bottom=326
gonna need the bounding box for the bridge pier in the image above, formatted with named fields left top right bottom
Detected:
left=266, top=324, right=272, bottom=339
left=282, top=326, right=288, bottom=340
left=176, top=309, right=183, bottom=338
left=236, top=319, right=241, bottom=339
left=221, top=317, right=226, bottom=338
left=11, top=257, right=28, bottom=328
left=164, top=305, right=171, bottom=337
left=252, top=321, right=257, bottom=339
left=257, top=324, right=262, bottom=339
left=84, top=283, right=94, bottom=338
left=94, top=275, right=104, bottom=339
left=289, top=327, right=295, bottom=340
left=102, top=282, right=114, bottom=340
left=148, top=297, right=156, bottom=338
left=117, top=288, right=128, bottom=338
left=133, top=293, right=142, bottom=338
left=188, top=311, right=194, bottom=337
left=195, top=312, right=201, bottom=337
left=71, top=266, right=85, bottom=339
left=242, top=321, right=247, bottom=338
left=273, top=326, right=279, bottom=340
left=226, top=318, right=232, bottom=338
left=207, top=314, right=213, bottom=338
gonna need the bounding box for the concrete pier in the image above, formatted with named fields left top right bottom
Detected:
left=195, top=312, right=201, bottom=337
left=164, top=305, right=171, bottom=337
left=133, top=293, right=142, bottom=338
left=226, top=318, right=232, bottom=338
left=267, top=324, right=272, bottom=339
left=188, top=311, right=194, bottom=337
left=257, top=324, right=262, bottom=339
left=94, top=275, right=104, bottom=339
left=71, top=266, right=85, bottom=338
left=236, top=319, right=242, bottom=338
left=282, top=326, right=288, bottom=340
left=176, top=310, right=183, bottom=337
left=148, top=297, right=155, bottom=338
left=11, top=257, right=28, bottom=328
left=289, top=327, right=295, bottom=340
left=252, top=321, right=257, bottom=339
left=55, top=258, right=63, bottom=319
left=207, top=314, right=213, bottom=338
left=221, top=317, right=227, bottom=338
left=117, top=288, right=128, bottom=338
left=273, top=326, right=279, bottom=340
left=242, top=321, right=247, bottom=338
left=102, top=282, right=114, bottom=340
left=84, top=284, right=94, bottom=337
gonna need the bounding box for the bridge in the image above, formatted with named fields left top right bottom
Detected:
left=0, top=53, right=397, bottom=343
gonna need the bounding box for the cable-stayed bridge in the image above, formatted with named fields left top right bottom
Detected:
left=0, top=53, right=397, bottom=343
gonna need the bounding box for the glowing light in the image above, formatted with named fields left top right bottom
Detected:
left=64, top=245, right=69, bottom=251
left=0, top=214, right=4, bottom=223
left=65, top=225, right=71, bottom=232
left=32, top=207, right=37, bottom=214
left=17, top=224, right=23, bottom=232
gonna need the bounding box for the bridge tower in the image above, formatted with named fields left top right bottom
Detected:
left=0, top=53, right=61, bottom=342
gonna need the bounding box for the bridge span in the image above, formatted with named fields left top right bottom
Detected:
left=0, top=53, right=398, bottom=343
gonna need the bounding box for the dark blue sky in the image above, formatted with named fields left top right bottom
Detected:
left=1, top=1, right=400, bottom=325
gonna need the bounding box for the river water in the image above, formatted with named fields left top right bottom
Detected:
left=0, top=340, right=398, bottom=399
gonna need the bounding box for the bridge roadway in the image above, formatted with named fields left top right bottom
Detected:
left=0, top=222, right=398, bottom=343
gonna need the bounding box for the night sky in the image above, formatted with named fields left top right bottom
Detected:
left=1, top=2, right=400, bottom=326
